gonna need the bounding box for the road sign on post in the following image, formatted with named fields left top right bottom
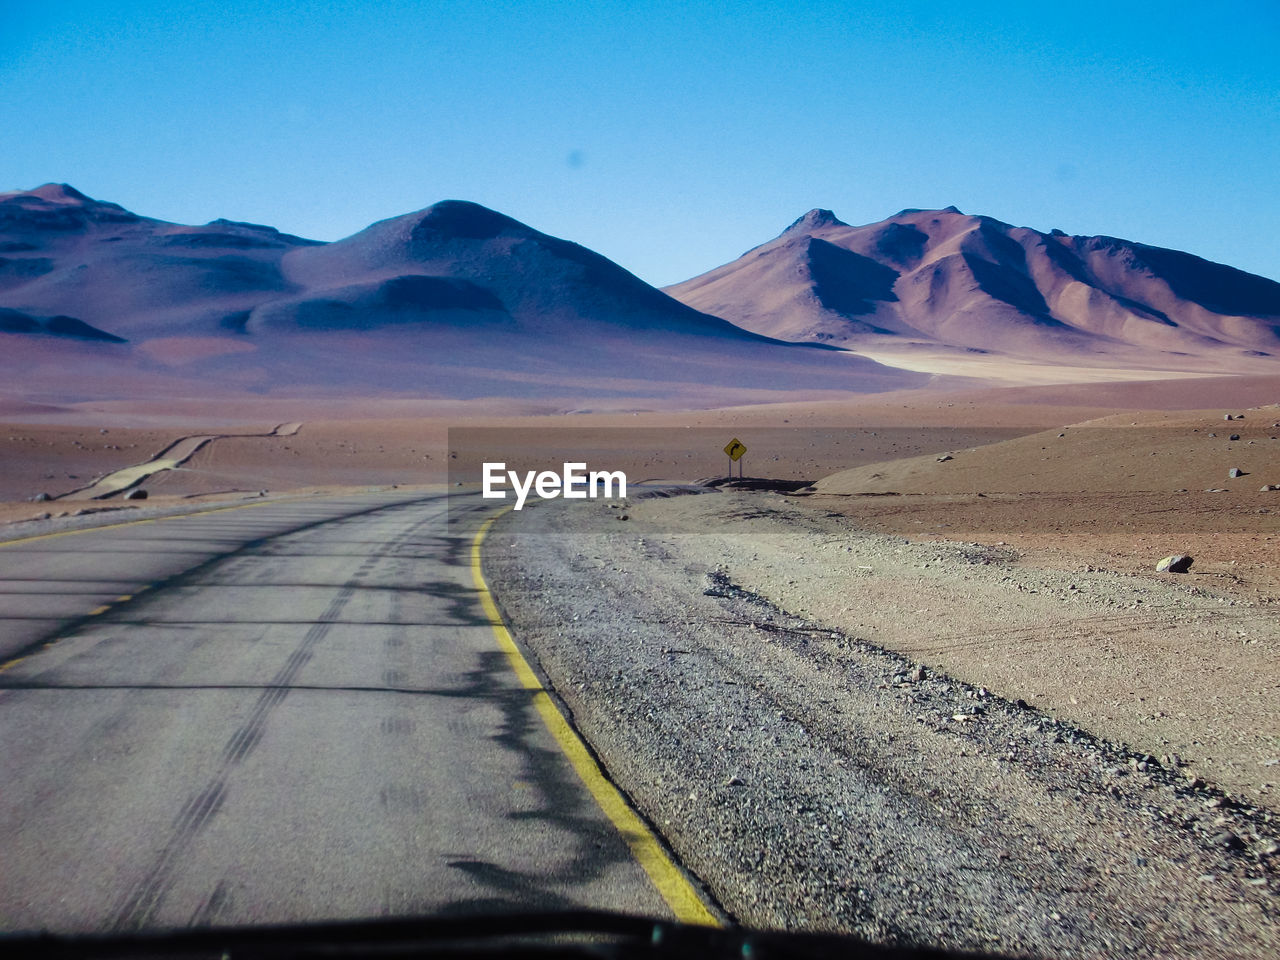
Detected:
left=724, top=438, right=746, bottom=480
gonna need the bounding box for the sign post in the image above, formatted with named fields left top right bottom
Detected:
left=723, top=437, right=747, bottom=480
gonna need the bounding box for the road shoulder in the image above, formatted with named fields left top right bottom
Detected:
left=484, top=495, right=1280, bottom=957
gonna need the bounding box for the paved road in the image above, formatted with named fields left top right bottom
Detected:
left=62, top=422, right=303, bottom=500
left=0, top=492, right=676, bottom=932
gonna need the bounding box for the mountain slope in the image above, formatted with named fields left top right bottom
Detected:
left=665, top=207, right=1280, bottom=371
left=0, top=186, right=923, bottom=404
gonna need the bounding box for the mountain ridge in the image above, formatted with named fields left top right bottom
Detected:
left=665, top=206, right=1280, bottom=369
left=0, top=184, right=916, bottom=403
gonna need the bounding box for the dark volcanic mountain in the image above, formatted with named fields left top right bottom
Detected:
left=664, top=207, right=1280, bottom=370
left=0, top=185, right=921, bottom=403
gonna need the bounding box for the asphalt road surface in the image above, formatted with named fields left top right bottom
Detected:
left=0, top=492, right=681, bottom=932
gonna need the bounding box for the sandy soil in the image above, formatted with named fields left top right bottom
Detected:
left=7, top=371, right=1276, bottom=501
left=625, top=491, right=1280, bottom=811
left=811, top=404, right=1280, bottom=598
left=2, top=374, right=1277, bottom=812
left=2, top=370, right=1278, bottom=953
left=851, top=345, right=1235, bottom=383
left=488, top=499, right=1279, bottom=956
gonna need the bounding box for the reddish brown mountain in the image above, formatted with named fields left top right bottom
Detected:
left=664, top=207, right=1280, bottom=371
left=0, top=185, right=922, bottom=404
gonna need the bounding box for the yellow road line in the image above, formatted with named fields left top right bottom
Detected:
left=0, top=516, right=157, bottom=548
left=471, top=511, right=719, bottom=927
left=0, top=497, right=314, bottom=675
left=0, top=494, right=299, bottom=550
left=2, top=485, right=430, bottom=551
left=0, top=491, right=426, bottom=679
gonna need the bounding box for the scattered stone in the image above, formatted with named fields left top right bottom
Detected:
left=34, top=512, right=50, bottom=520
left=1229, top=434, right=1241, bottom=441
left=910, top=664, right=926, bottom=682
left=31, top=492, right=51, bottom=502
left=1156, top=554, right=1193, bottom=573
left=1228, top=468, right=1246, bottom=478
left=936, top=454, right=953, bottom=462
left=1263, top=485, right=1278, bottom=492
left=1224, top=414, right=1234, bottom=420
left=1208, top=432, right=1217, bottom=437
left=1211, top=830, right=1244, bottom=851
left=1205, top=488, right=1227, bottom=493
left=726, top=776, right=746, bottom=787
left=617, top=514, right=629, bottom=521
left=124, top=488, right=148, bottom=500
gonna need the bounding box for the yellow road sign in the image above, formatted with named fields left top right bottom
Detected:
left=723, top=438, right=747, bottom=462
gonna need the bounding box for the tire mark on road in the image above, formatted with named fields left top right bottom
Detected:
left=187, top=878, right=232, bottom=928
left=112, top=780, right=229, bottom=930
left=107, top=502, right=446, bottom=932
left=223, top=586, right=355, bottom=764
left=111, top=582, right=357, bottom=931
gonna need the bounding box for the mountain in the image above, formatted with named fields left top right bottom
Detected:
left=0, top=183, right=320, bottom=338
left=0, top=185, right=924, bottom=404
left=664, top=207, right=1280, bottom=371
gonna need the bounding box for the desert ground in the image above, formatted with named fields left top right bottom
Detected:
left=3, top=374, right=1278, bottom=664
left=3, top=369, right=1278, bottom=954
left=3, top=372, right=1277, bottom=798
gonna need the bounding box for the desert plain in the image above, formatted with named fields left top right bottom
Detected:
left=3, top=370, right=1277, bottom=806
left=3, top=367, right=1280, bottom=955
left=4, top=183, right=1280, bottom=955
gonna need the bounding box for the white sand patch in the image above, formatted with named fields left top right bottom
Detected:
left=850, top=346, right=1223, bottom=385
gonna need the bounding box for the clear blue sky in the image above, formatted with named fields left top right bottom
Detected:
left=4, top=0, right=1278, bottom=285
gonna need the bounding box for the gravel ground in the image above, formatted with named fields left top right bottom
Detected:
left=484, top=492, right=1280, bottom=959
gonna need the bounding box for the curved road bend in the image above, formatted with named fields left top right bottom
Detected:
left=61, top=421, right=304, bottom=501
left=0, top=492, right=678, bottom=932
